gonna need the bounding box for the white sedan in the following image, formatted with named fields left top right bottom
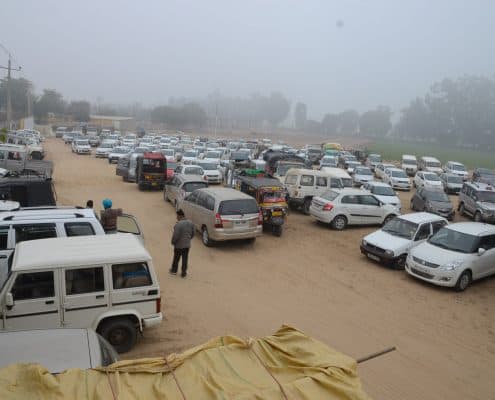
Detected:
left=413, top=171, right=443, bottom=189
left=383, top=168, right=411, bottom=191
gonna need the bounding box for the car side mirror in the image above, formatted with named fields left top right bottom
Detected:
left=5, top=292, right=14, bottom=309
left=478, top=248, right=486, bottom=256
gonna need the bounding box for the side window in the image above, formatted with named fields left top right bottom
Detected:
left=472, top=190, right=478, bottom=201
left=196, top=193, right=207, bottom=209
left=65, top=267, right=104, bottom=295
left=480, top=235, right=495, bottom=250
left=205, top=195, right=215, bottom=211
left=316, top=176, right=327, bottom=187
left=415, top=224, right=431, bottom=241
left=65, top=222, right=96, bottom=237
left=432, top=220, right=447, bottom=234
left=300, top=175, right=314, bottom=186
left=186, top=191, right=198, bottom=203
left=0, top=226, right=9, bottom=250
left=360, top=195, right=380, bottom=206
left=341, top=195, right=359, bottom=204
left=11, top=271, right=54, bottom=300
left=285, top=175, right=297, bottom=185
left=0, top=151, right=5, bottom=160
left=330, top=179, right=341, bottom=188
left=112, top=262, right=152, bottom=289
left=14, top=224, right=57, bottom=243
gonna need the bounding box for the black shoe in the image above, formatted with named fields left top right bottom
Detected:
left=169, top=269, right=177, bottom=275
left=181, top=272, right=187, bottom=278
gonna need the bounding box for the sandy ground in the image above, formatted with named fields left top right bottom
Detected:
left=47, top=138, right=494, bottom=400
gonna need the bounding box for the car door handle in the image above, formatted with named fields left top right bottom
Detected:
left=45, top=300, right=54, bottom=305
left=96, top=294, right=105, bottom=299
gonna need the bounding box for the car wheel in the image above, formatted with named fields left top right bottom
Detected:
left=382, top=214, right=395, bottom=226
left=302, top=198, right=311, bottom=215
left=413, top=181, right=416, bottom=188
left=455, top=270, right=472, bottom=292
left=98, top=318, right=137, bottom=353
left=331, top=215, right=347, bottom=230
left=202, top=227, right=213, bottom=247
left=174, top=200, right=179, bottom=211
left=459, top=203, right=465, bottom=216
left=410, top=201, right=415, bottom=211
left=474, top=212, right=482, bottom=222
left=395, top=255, right=407, bottom=270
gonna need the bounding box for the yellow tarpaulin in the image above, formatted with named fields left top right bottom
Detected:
left=0, top=325, right=371, bottom=399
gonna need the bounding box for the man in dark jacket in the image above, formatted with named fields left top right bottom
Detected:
left=100, top=198, right=122, bottom=233
left=169, top=209, right=195, bottom=278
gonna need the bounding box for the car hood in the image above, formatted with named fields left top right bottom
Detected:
left=410, top=242, right=472, bottom=265
left=479, top=202, right=495, bottom=211
left=364, top=229, right=411, bottom=253
left=354, top=174, right=373, bottom=181
left=424, top=181, right=443, bottom=187
left=391, top=177, right=410, bottom=183
left=428, top=200, right=452, bottom=210
left=374, top=194, right=400, bottom=206
left=446, top=182, right=463, bottom=188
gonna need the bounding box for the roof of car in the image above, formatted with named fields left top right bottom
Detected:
left=366, top=181, right=391, bottom=187
left=334, top=188, right=370, bottom=196
left=176, top=174, right=206, bottom=183
left=421, top=156, right=440, bottom=161
left=447, top=160, right=464, bottom=165
left=196, top=187, right=255, bottom=201
left=446, top=222, right=495, bottom=236
left=385, top=167, right=405, bottom=172
left=13, top=234, right=151, bottom=272
left=464, top=181, right=495, bottom=191
left=402, top=154, right=417, bottom=159
left=1, top=207, right=96, bottom=222
left=397, top=212, right=446, bottom=224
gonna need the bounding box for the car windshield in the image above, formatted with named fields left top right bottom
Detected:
left=478, top=191, right=495, bottom=203
left=277, top=163, right=302, bottom=176
left=197, top=163, right=217, bottom=170
left=447, top=175, right=463, bottom=183
left=142, top=158, right=165, bottom=172
left=231, top=152, right=249, bottom=160
left=76, top=140, right=88, bottom=145
left=425, top=173, right=440, bottom=181
left=382, top=218, right=418, bottom=240
left=262, top=190, right=285, bottom=203
left=183, top=182, right=208, bottom=192
left=355, top=168, right=372, bottom=175
left=320, top=190, right=339, bottom=201
left=371, top=186, right=395, bottom=196
left=322, top=157, right=336, bottom=163
left=205, top=152, right=221, bottom=159
left=185, top=167, right=203, bottom=175
left=369, top=155, right=381, bottom=162
left=391, top=170, right=408, bottom=178
left=342, top=178, right=353, bottom=187
left=424, top=190, right=450, bottom=202
left=478, top=168, right=495, bottom=176
left=162, top=150, right=174, bottom=156
left=426, top=161, right=441, bottom=167
left=184, top=151, right=197, bottom=157
left=100, top=143, right=113, bottom=148
left=114, top=148, right=128, bottom=154
left=403, top=159, right=417, bottom=165
left=428, top=227, right=479, bottom=253
left=451, top=164, right=466, bottom=171
left=308, top=149, right=321, bottom=154
left=218, top=199, right=259, bottom=215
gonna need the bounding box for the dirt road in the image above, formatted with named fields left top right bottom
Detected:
left=48, top=138, right=494, bottom=400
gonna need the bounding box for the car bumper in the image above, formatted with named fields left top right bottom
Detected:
left=360, top=244, right=397, bottom=265
left=391, top=183, right=411, bottom=190
left=288, top=197, right=304, bottom=207
left=205, top=176, right=222, bottom=183
left=446, top=186, right=461, bottom=194
left=430, top=209, right=455, bottom=220
left=95, top=153, right=109, bottom=158
left=210, top=226, right=262, bottom=241
left=405, top=259, right=456, bottom=287
left=76, top=149, right=91, bottom=154
left=309, top=205, right=334, bottom=223
left=143, top=313, right=163, bottom=329
left=479, top=213, right=495, bottom=223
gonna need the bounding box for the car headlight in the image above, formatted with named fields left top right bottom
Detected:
left=385, top=249, right=394, bottom=256
left=439, top=260, right=463, bottom=271
left=362, top=239, right=368, bottom=246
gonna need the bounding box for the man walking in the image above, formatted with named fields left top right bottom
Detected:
left=100, top=198, right=122, bottom=233
left=170, top=209, right=195, bottom=278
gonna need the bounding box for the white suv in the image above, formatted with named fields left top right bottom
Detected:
left=361, top=212, right=448, bottom=269
left=443, top=161, right=469, bottom=180
left=309, top=188, right=399, bottom=230
left=406, top=222, right=495, bottom=291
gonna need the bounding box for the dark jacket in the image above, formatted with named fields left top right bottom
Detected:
left=171, top=219, right=195, bottom=249
left=100, top=208, right=123, bottom=231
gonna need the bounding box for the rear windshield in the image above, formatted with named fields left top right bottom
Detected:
left=321, top=190, right=339, bottom=201
left=183, top=182, right=208, bottom=192
left=231, top=152, right=249, bottom=160
left=142, top=158, right=165, bottom=172
left=342, top=178, right=353, bottom=187
left=219, top=199, right=259, bottom=215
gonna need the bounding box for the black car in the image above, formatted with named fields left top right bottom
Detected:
left=410, top=187, right=455, bottom=220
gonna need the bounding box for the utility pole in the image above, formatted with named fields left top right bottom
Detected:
left=0, top=55, right=22, bottom=130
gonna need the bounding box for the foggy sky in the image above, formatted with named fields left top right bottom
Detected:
left=1, top=0, right=494, bottom=118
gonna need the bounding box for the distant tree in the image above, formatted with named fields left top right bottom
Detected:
left=294, top=102, right=307, bottom=130
left=68, top=100, right=90, bottom=122
left=34, top=89, right=66, bottom=119
left=151, top=103, right=207, bottom=128
left=321, top=113, right=339, bottom=135
left=337, top=110, right=359, bottom=135
left=263, top=92, right=291, bottom=127
left=359, top=106, right=392, bottom=137
left=0, top=77, right=33, bottom=121
left=305, top=119, right=322, bottom=134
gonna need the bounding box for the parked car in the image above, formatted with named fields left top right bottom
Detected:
left=0, top=328, right=119, bottom=372
left=62, top=132, right=76, bottom=144
left=375, top=163, right=395, bottom=180
left=361, top=181, right=401, bottom=211
left=319, top=167, right=353, bottom=188
left=440, top=173, right=463, bottom=194
left=319, top=155, right=338, bottom=169
left=458, top=181, right=495, bottom=223
left=443, top=161, right=469, bottom=180
left=95, top=142, right=115, bottom=158
left=472, top=168, right=495, bottom=185
left=108, top=146, right=131, bottom=164
left=174, top=164, right=204, bottom=177
left=344, top=160, right=361, bottom=174
left=182, top=149, right=199, bottom=164
left=361, top=212, right=448, bottom=269
left=352, top=166, right=374, bottom=186
left=419, top=156, right=443, bottom=174
left=88, top=135, right=101, bottom=147
left=401, top=154, right=418, bottom=176
left=195, top=161, right=223, bottom=184
left=55, top=127, right=67, bottom=138
left=383, top=168, right=411, bottom=191
left=413, top=171, right=443, bottom=189
left=406, top=222, right=495, bottom=291
left=179, top=188, right=262, bottom=246
left=203, top=150, right=223, bottom=164
left=0, top=234, right=162, bottom=352
left=71, top=138, right=91, bottom=155
left=365, top=154, right=382, bottom=172
left=164, top=175, right=208, bottom=210
left=410, top=187, right=455, bottom=220
left=309, top=188, right=399, bottom=230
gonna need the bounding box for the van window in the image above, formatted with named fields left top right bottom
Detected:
left=285, top=175, right=298, bottom=185
left=65, top=267, right=104, bottom=295
left=0, top=226, right=8, bottom=250
left=12, top=271, right=54, bottom=300
left=112, top=262, right=152, bottom=289
left=329, top=179, right=342, bottom=188
left=65, top=222, right=95, bottom=237
left=316, top=176, right=327, bottom=187
left=300, top=175, right=314, bottom=186
left=15, top=224, right=57, bottom=243
left=218, top=199, right=259, bottom=215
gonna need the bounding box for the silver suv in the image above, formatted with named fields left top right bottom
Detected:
left=458, top=182, right=495, bottom=223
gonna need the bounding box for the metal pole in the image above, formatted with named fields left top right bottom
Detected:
left=357, top=346, right=396, bottom=364
left=6, top=58, right=12, bottom=129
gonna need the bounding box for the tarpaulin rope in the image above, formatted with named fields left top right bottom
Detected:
left=249, top=341, right=289, bottom=400
left=165, top=356, right=187, bottom=400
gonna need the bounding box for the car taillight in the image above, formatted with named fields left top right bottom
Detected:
left=156, top=298, right=161, bottom=313
left=258, top=209, right=263, bottom=225
left=204, top=175, right=208, bottom=181
left=323, top=203, right=334, bottom=211
left=215, top=213, right=223, bottom=228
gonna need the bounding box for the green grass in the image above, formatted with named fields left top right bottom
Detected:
left=366, top=139, right=495, bottom=169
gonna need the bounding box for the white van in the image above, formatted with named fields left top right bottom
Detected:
left=0, top=234, right=162, bottom=353
left=0, top=208, right=143, bottom=286
left=419, top=156, right=442, bottom=174
left=401, top=155, right=418, bottom=176
left=285, top=168, right=346, bottom=214
left=319, top=167, right=353, bottom=188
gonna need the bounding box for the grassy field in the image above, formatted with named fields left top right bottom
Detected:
left=366, top=139, right=495, bottom=169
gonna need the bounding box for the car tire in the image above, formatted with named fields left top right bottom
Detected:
left=202, top=227, right=213, bottom=247
left=474, top=212, right=482, bottom=222
left=455, top=270, right=472, bottom=292
left=331, top=215, right=347, bottom=230
left=410, top=201, right=415, bottom=211
left=459, top=203, right=465, bottom=216
left=302, top=198, right=311, bottom=215
left=413, top=181, right=417, bottom=188
left=98, top=318, right=137, bottom=353
left=395, top=255, right=407, bottom=270
left=174, top=200, right=179, bottom=211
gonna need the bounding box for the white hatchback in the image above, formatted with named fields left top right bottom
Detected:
left=413, top=171, right=443, bottom=189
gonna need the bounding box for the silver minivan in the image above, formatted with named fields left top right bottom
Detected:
left=164, top=175, right=208, bottom=210
left=179, top=188, right=262, bottom=246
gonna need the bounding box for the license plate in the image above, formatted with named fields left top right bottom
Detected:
left=272, top=211, right=282, bottom=217
left=235, top=220, right=247, bottom=226
left=367, top=253, right=380, bottom=262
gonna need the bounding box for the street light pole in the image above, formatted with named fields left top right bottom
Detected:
left=0, top=54, right=22, bottom=130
